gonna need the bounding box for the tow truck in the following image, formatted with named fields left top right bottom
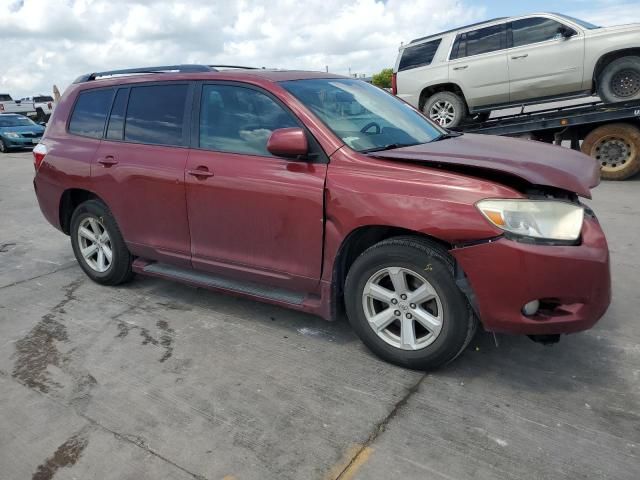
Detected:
left=457, top=99, right=640, bottom=180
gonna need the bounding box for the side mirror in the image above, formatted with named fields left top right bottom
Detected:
left=266, top=127, right=308, bottom=157
left=558, top=26, right=575, bottom=39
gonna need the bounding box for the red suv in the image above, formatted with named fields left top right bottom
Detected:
left=33, top=65, right=611, bottom=369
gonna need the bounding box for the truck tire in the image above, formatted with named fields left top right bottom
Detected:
left=597, top=56, right=640, bottom=103
left=581, top=123, right=640, bottom=180
left=423, top=91, right=467, bottom=128
left=344, top=236, right=476, bottom=370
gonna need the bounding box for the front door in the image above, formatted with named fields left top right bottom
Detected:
left=507, top=16, right=585, bottom=102
left=448, top=22, right=510, bottom=110
left=185, top=83, right=326, bottom=292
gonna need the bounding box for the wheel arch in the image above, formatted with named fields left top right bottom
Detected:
left=59, top=188, right=105, bottom=235
left=331, top=226, right=458, bottom=313
left=593, top=48, right=640, bottom=90
left=418, top=82, right=468, bottom=111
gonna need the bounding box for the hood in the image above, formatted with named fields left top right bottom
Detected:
left=0, top=125, right=45, bottom=135
left=369, top=133, right=599, bottom=198
left=587, top=23, right=640, bottom=35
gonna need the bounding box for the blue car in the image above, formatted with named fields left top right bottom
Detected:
left=0, top=114, right=45, bottom=153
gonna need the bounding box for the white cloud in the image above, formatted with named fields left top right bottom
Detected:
left=0, top=0, right=485, bottom=97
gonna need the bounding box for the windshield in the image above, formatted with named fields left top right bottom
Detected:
left=0, top=116, right=36, bottom=127
left=281, top=78, right=444, bottom=152
left=553, top=13, right=600, bottom=29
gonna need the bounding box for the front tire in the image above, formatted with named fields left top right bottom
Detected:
left=344, top=237, right=476, bottom=370
left=423, top=91, right=467, bottom=128
left=598, top=56, right=640, bottom=103
left=70, top=199, right=133, bottom=285
left=0, top=138, right=8, bottom=153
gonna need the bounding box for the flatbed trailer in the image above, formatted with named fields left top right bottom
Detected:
left=457, top=100, right=640, bottom=180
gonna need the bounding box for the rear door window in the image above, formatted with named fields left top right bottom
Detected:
left=199, top=84, right=298, bottom=157
left=398, top=39, right=442, bottom=71
left=452, top=23, right=506, bottom=59
left=68, top=89, right=114, bottom=138
left=124, top=84, right=189, bottom=146
left=510, top=17, right=571, bottom=47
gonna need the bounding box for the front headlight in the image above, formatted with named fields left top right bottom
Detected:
left=476, top=199, right=584, bottom=241
left=5, top=132, right=20, bottom=138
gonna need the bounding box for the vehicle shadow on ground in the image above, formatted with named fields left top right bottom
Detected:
left=116, top=274, right=620, bottom=393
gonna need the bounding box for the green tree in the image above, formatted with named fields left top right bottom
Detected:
left=372, top=68, right=393, bottom=88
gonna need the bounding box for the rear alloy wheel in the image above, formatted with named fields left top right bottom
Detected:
left=581, top=123, right=640, bottom=180
left=423, top=91, right=466, bottom=128
left=345, top=237, right=476, bottom=370
left=70, top=199, right=133, bottom=285
left=598, top=56, right=640, bottom=103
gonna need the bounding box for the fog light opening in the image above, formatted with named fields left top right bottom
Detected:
left=522, top=300, right=540, bottom=316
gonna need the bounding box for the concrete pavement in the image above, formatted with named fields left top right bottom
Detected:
left=1, top=150, right=638, bottom=479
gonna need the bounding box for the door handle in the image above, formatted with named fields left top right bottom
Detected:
left=98, top=155, right=118, bottom=167
left=511, top=54, right=529, bottom=59
left=187, top=167, right=214, bottom=179
left=453, top=65, right=468, bottom=70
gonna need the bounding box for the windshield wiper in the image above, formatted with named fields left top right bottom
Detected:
left=431, top=131, right=463, bottom=142
left=361, top=143, right=419, bottom=153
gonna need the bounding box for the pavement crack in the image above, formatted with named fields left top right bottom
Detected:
left=332, top=373, right=426, bottom=479
left=0, top=263, right=77, bottom=290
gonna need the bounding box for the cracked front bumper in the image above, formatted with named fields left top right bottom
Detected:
left=452, top=217, right=611, bottom=335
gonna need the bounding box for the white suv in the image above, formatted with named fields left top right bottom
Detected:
left=393, top=12, right=640, bottom=127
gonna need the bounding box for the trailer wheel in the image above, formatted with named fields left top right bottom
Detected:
left=581, top=123, right=640, bottom=180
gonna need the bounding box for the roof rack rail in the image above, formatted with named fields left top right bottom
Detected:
left=409, top=16, right=507, bottom=44
left=73, top=64, right=215, bottom=83
left=209, top=65, right=260, bottom=70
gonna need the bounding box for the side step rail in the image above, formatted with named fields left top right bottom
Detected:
left=138, top=262, right=305, bottom=305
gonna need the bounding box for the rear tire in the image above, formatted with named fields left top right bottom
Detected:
left=70, top=199, right=133, bottom=285
left=344, top=236, right=476, bottom=370
left=581, top=123, right=640, bottom=180
left=598, top=56, right=640, bottom=103
left=423, top=91, right=467, bottom=128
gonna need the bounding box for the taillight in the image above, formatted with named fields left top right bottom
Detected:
left=0, top=104, right=4, bottom=112
left=47, top=102, right=52, bottom=109
left=33, top=143, right=47, bottom=171
left=391, top=72, right=397, bottom=95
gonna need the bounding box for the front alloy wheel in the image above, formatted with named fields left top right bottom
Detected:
left=362, top=267, right=443, bottom=350
left=344, top=237, right=476, bottom=370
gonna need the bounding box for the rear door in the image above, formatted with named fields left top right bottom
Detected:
left=507, top=16, right=585, bottom=101
left=448, top=23, right=510, bottom=109
left=185, top=82, right=327, bottom=291
left=92, top=83, right=193, bottom=266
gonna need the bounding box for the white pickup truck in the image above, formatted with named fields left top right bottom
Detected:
left=0, top=94, right=36, bottom=118
left=20, top=95, right=55, bottom=122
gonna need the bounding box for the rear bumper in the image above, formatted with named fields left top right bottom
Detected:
left=452, top=217, right=611, bottom=335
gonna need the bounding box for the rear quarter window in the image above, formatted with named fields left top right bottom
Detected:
left=68, top=89, right=114, bottom=139
left=398, top=39, right=442, bottom=71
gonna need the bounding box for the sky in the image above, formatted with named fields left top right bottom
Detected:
left=1, top=0, right=639, bottom=98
